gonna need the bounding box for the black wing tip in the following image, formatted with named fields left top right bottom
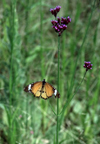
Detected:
left=55, top=92, right=60, bottom=98
left=24, top=85, right=28, bottom=92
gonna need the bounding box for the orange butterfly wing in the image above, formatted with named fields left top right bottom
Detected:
left=31, top=81, right=42, bottom=97
left=45, top=82, right=60, bottom=98
left=44, top=82, right=54, bottom=98
left=41, top=87, right=48, bottom=99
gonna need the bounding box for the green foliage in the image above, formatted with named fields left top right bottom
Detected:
left=0, top=0, right=100, bottom=144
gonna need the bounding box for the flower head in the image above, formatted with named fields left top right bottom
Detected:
left=50, top=6, right=71, bottom=36
left=50, top=6, right=61, bottom=17
left=61, top=16, right=71, bottom=25
left=83, top=61, right=93, bottom=71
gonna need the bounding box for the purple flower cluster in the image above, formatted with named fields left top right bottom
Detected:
left=84, top=61, right=93, bottom=71
left=50, top=6, right=71, bottom=36
left=50, top=6, right=61, bottom=18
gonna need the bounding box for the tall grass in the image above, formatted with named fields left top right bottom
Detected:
left=8, top=0, right=17, bottom=143
left=0, top=0, right=100, bottom=144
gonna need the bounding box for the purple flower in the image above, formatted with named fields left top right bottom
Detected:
left=56, top=6, right=61, bottom=12
left=83, top=61, right=93, bottom=71
left=50, top=6, right=61, bottom=18
left=50, top=6, right=71, bottom=36
left=51, top=17, right=70, bottom=36
left=51, top=20, right=58, bottom=25
left=62, top=24, right=67, bottom=30
left=61, top=17, right=71, bottom=25
left=57, top=17, right=60, bottom=23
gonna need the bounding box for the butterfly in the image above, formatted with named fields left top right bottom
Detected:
left=24, top=79, right=60, bottom=100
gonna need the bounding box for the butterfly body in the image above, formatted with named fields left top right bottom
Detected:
left=24, top=79, right=60, bottom=99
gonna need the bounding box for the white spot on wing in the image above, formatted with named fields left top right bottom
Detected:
left=28, top=84, right=31, bottom=91
left=54, top=89, right=57, bottom=96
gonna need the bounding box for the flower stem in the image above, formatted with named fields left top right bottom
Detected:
left=40, top=0, right=45, bottom=79
left=40, top=0, right=45, bottom=134
left=56, top=36, right=60, bottom=144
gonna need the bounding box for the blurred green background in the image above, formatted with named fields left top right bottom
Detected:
left=0, top=0, right=100, bottom=144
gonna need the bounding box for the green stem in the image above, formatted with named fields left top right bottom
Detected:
left=9, top=0, right=16, bottom=143
left=40, top=0, right=45, bottom=134
left=58, top=71, right=87, bottom=131
left=40, top=0, right=45, bottom=79
left=60, top=70, right=87, bottom=116
left=56, top=36, right=60, bottom=144
left=25, top=0, right=29, bottom=130
left=9, top=0, right=15, bottom=106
